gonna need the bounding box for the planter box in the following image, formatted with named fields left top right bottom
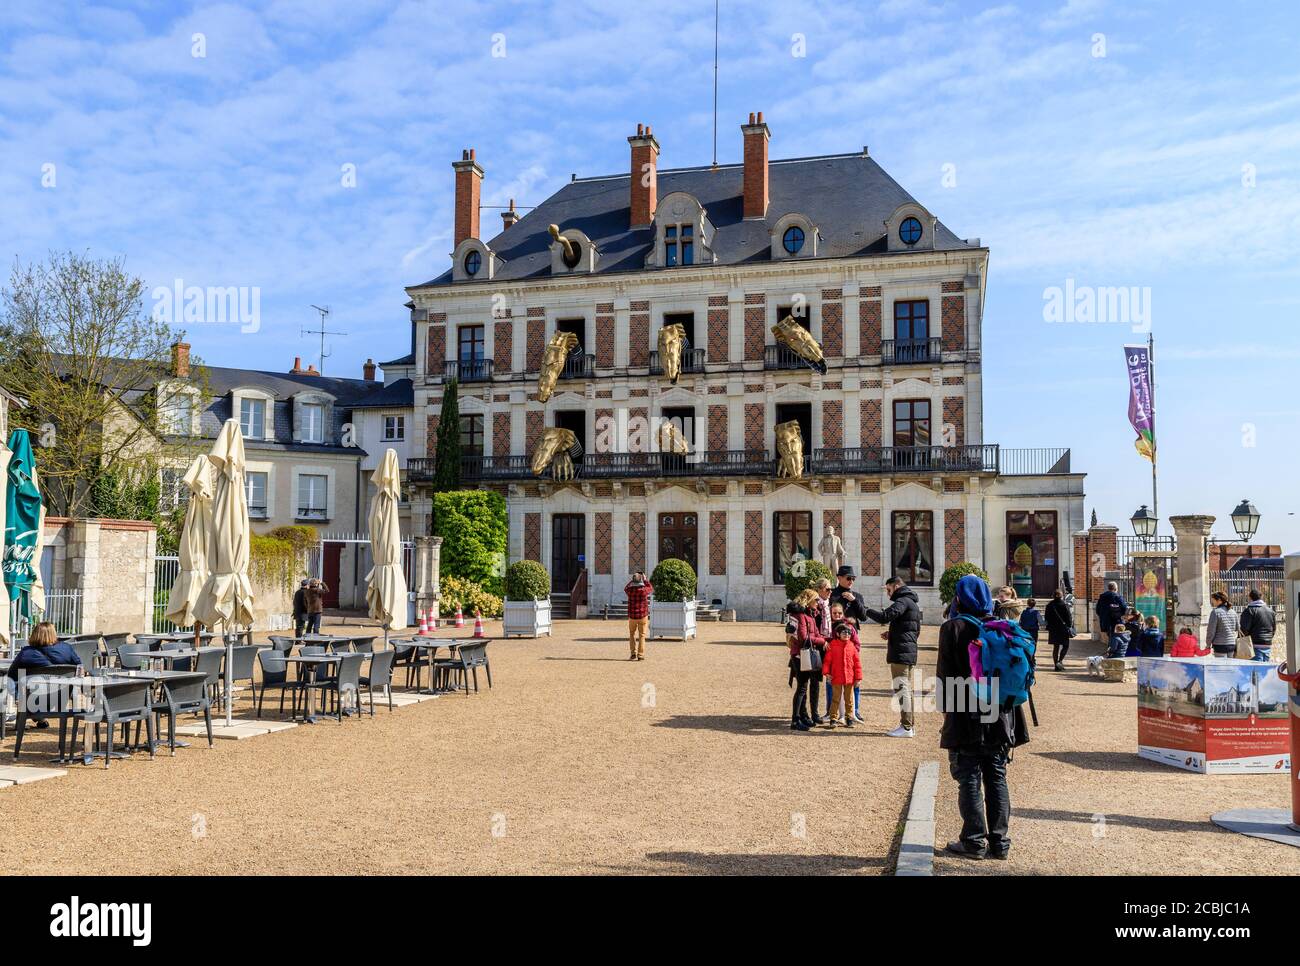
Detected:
left=649, top=599, right=697, bottom=641
left=503, top=598, right=552, bottom=638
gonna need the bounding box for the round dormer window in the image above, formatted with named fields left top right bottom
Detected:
left=782, top=225, right=805, bottom=255
left=899, top=217, right=923, bottom=246
left=464, top=250, right=482, bottom=276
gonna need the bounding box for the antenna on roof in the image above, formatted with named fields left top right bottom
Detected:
left=712, top=0, right=720, bottom=168
left=303, top=305, right=347, bottom=375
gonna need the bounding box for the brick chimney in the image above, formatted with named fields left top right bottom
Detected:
left=501, top=198, right=520, bottom=230
left=741, top=112, right=770, bottom=220
left=289, top=356, right=305, bottom=375
left=452, top=148, right=483, bottom=247
left=627, top=123, right=659, bottom=228
left=305, top=363, right=319, bottom=376
left=363, top=358, right=376, bottom=381
left=171, top=340, right=191, bottom=378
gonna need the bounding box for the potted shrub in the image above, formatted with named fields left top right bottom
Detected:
left=502, top=560, right=552, bottom=638
left=783, top=558, right=833, bottom=603
left=648, top=558, right=698, bottom=641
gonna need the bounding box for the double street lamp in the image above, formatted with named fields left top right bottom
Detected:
left=1128, top=498, right=1262, bottom=556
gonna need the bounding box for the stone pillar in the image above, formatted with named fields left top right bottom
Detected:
left=65, top=519, right=103, bottom=634
left=1171, top=515, right=1216, bottom=641
left=414, top=534, right=443, bottom=617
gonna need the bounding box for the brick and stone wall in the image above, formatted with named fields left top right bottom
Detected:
left=744, top=510, right=763, bottom=575
left=526, top=309, right=545, bottom=372
left=822, top=399, right=843, bottom=449
left=859, top=289, right=881, bottom=355
left=595, top=302, right=615, bottom=368
left=629, top=300, right=650, bottom=366
left=821, top=289, right=843, bottom=358
left=944, top=509, right=966, bottom=568
left=628, top=511, right=646, bottom=574
left=709, top=510, right=727, bottom=576
left=707, top=294, right=728, bottom=363
left=861, top=509, right=881, bottom=578
left=493, top=316, right=512, bottom=373
left=744, top=293, right=766, bottom=361
left=941, top=281, right=965, bottom=352
left=860, top=399, right=881, bottom=447
left=594, top=512, right=612, bottom=575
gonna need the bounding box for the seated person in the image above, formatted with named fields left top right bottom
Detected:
left=1106, top=623, right=1131, bottom=658
left=3, top=622, right=82, bottom=728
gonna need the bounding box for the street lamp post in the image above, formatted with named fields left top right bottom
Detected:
left=1130, top=504, right=1158, bottom=548
left=1230, top=499, right=1260, bottom=542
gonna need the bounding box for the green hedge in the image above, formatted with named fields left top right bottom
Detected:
left=784, top=558, right=833, bottom=601
left=433, top=490, right=507, bottom=595
left=505, top=560, right=550, bottom=601
left=649, top=558, right=696, bottom=603
left=939, top=562, right=990, bottom=604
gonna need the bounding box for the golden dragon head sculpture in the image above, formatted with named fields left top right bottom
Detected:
left=774, top=419, right=805, bottom=479
left=530, top=427, right=579, bottom=481
left=657, top=419, right=691, bottom=456
left=771, top=315, right=827, bottom=374
left=537, top=330, right=580, bottom=402
left=656, top=323, right=687, bottom=384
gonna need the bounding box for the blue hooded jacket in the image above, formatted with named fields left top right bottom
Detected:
left=953, top=574, right=993, bottom=619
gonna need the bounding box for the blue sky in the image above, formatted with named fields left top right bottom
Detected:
left=3, top=0, right=1299, bottom=549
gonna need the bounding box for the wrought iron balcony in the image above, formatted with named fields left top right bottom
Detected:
left=810, top=445, right=999, bottom=474
left=763, top=344, right=805, bottom=370
left=881, top=338, right=942, bottom=366
left=560, top=353, right=595, bottom=380
left=649, top=348, right=707, bottom=376
left=443, top=358, right=494, bottom=382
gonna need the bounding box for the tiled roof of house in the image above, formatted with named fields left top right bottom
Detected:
left=414, top=151, right=975, bottom=287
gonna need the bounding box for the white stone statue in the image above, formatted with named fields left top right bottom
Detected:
left=818, top=524, right=844, bottom=573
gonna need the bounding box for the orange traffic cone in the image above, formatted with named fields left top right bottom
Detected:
left=455, top=604, right=465, bottom=628
left=472, top=609, right=485, bottom=638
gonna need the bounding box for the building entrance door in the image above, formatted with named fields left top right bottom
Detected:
left=1006, top=510, right=1059, bottom=597
left=657, top=512, right=698, bottom=574
left=551, top=514, right=586, bottom=593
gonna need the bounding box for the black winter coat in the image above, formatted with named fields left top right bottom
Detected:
left=1095, top=590, right=1126, bottom=631
left=865, top=586, right=922, bottom=665
left=1045, top=598, right=1073, bottom=646
left=829, top=585, right=870, bottom=624
left=936, top=615, right=1030, bottom=752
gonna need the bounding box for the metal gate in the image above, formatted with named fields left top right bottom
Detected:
left=308, top=533, right=414, bottom=609
left=154, top=555, right=181, bottom=632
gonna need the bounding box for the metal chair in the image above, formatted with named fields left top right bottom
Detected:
left=9, top=666, right=79, bottom=753
left=194, top=649, right=224, bottom=704
left=255, top=649, right=301, bottom=718
left=73, top=678, right=156, bottom=768
left=153, top=671, right=213, bottom=754
left=351, top=637, right=377, bottom=653
left=219, top=645, right=259, bottom=710
left=305, top=653, right=365, bottom=722
left=116, top=641, right=149, bottom=670
left=101, top=633, right=132, bottom=666
left=70, top=638, right=101, bottom=670
left=267, top=635, right=297, bottom=653
left=359, top=649, right=396, bottom=714
left=432, top=642, right=489, bottom=696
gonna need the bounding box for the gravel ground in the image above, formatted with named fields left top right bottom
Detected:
left=1, top=617, right=1296, bottom=875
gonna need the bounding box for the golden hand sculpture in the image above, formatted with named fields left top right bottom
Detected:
left=531, top=427, right=578, bottom=481
left=771, top=315, right=827, bottom=374
left=657, top=323, right=687, bottom=384
left=657, top=419, right=691, bottom=455
left=548, top=224, right=580, bottom=267
left=774, top=419, right=804, bottom=479
left=537, top=330, right=579, bottom=402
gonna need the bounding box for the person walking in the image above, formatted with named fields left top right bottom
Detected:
left=830, top=566, right=869, bottom=624
left=993, top=586, right=1017, bottom=619
left=624, top=572, right=653, bottom=661
left=1205, top=592, right=1240, bottom=658
left=865, top=576, right=921, bottom=738
left=305, top=578, right=328, bottom=634
left=1044, top=589, right=1073, bottom=671
left=1239, top=589, right=1277, bottom=661
left=1019, top=599, right=1041, bottom=644
left=786, top=592, right=826, bottom=731
left=937, top=575, right=1029, bottom=861
left=292, top=579, right=310, bottom=638
left=1095, top=581, right=1127, bottom=646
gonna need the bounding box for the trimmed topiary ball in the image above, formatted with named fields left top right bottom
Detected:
left=649, top=558, right=696, bottom=603
left=504, top=560, right=550, bottom=601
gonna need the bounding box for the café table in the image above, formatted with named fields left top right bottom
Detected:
left=394, top=637, right=469, bottom=695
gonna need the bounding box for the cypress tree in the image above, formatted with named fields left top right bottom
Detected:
left=431, top=378, right=462, bottom=532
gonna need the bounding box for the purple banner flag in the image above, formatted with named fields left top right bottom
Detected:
left=1124, top=344, right=1156, bottom=463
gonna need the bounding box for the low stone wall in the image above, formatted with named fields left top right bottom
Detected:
left=43, top=516, right=155, bottom=635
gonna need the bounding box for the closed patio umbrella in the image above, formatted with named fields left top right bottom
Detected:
left=365, top=448, right=408, bottom=644
left=164, top=454, right=213, bottom=628
left=192, top=419, right=255, bottom=726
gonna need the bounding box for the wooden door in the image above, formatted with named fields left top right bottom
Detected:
left=322, top=543, right=342, bottom=608
left=657, top=512, right=699, bottom=574
left=551, top=514, right=585, bottom=593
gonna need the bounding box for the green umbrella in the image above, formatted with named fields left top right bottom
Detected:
left=4, top=429, right=41, bottom=625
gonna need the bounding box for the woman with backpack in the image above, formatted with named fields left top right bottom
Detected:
left=785, top=590, right=826, bottom=731
left=1045, top=589, right=1073, bottom=671
left=936, top=574, right=1030, bottom=861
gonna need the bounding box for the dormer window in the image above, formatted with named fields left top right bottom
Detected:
left=770, top=213, right=818, bottom=260
left=240, top=397, right=266, bottom=439
left=301, top=402, right=324, bottom=443
left=899, top=217, right=923, bottom=246
left=464, top=249, right=482, bottom=276
left=782, top=226, right=805, bottom=255
left=665, top=224, right=694, bottom=266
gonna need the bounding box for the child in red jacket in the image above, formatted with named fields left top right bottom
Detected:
left=824, top=621, right=863, bottom=728
left=1169, top=626, right=1210, bottom=658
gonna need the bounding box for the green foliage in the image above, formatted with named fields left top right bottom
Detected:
left=504, top=560, right=550, bottom=601
left=88, top=471, right=160, bottom=521
left=269, top=524, right=318, bottom=565
left=155, top=504, right=186, bottom=555
left=784, top=558, right=833, bottom=601
left=433, top=490, right=507, bottom=595
left=431, top=378, right=462, bottom=495
left=939, top=562, right=990, bottom=604
left=649, top=558, right=696, bottom=603
left=439, top=576, right=503, bottom=619
left=249, top=534, right=298, bottom=593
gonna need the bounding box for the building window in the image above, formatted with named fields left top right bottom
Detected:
left=160, top=467, right=188, bottom=512
left=782, top=225, right=805, bottom=254
left=777, top=303, right=810, bottom=329
left=893, top=399, right=931, bottom=448
left=300, top=402, right=324, bottom=443
left=246, top=471, right=268, bottom=519
left=773, top=510, right=813, bottom=585
left=891, top=511, right=934, bottom=586
left=464, top=250, right=481, bottom=276
left=894, top=300, right=929, bottom=343
left=664, top=224, right=694, bottom=267
left=383, top=414, right=405, bottom=441
left=899, top=216, right=922, bottom=245
left=458, top=324, right=485, bottom=363
left=556, top=317, right=585, bottom=353
left=239, top=397, right=266, bottom=440
left=460, top=414, right=484, bottom=457
left=297, top=473, right=328, bottom=521
left=164, top=393, right=194, bottom=436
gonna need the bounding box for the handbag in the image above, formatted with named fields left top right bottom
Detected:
left=799, top=647, right=813, bottom=672
left=1235, top=636, right=1254, bottom=661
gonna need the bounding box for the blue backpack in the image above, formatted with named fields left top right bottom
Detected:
left=957, top=615, right=1037, bottom=710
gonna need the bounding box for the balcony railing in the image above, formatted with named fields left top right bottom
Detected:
left=881, top=338, right=942, bottom=365
left=649, top=348, right=707, bottom=376
left=998, top=447, right=1071, bottom=475
left=443, top=358, right=494, bottom=382
left=810, top=445, right=999, bottom=474
left=764, top=344, right=805, bottom=370
left=560, top=353, right=595, bottom=380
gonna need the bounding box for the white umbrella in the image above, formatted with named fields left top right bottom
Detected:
left=0, top=442, right=10, bottom=650
left=164, top=455, right=213, bottom=628
left=365, top=448, right=408, bottom=644
left=192, top=419, right=255, bottom=726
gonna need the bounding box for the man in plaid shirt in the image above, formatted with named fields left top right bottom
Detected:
left=625, top=572, right=654, bottom=661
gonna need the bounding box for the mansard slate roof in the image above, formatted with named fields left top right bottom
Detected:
left=415, top=151, right=976, bottom=287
